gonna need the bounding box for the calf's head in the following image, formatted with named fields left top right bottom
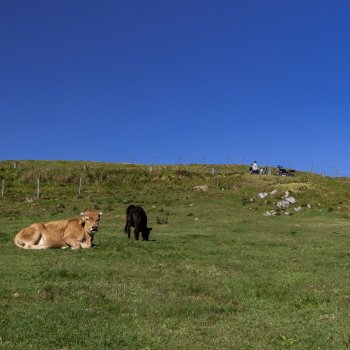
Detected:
left=142, top=227, right=152, bottom=241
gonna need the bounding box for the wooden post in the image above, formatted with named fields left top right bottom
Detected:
left=1, top=179, right=4, bottom=198
left=36, top=177, right=40, bottom=199
left=211, top=167, right=215, bottom=175
left=333, top=166, right=339, bottom=177
left=78, top=176, right=83, bottom=195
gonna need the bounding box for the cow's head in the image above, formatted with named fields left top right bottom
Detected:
left=80, top=211, right=103, bottom=235
left=142, top=227, right=152, bottom=241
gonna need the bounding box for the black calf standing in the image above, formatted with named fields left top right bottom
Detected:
left=124, top=205, right=152, bottom=241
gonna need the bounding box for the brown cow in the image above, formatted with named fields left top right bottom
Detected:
left=14, top=210, right=102, bottom=250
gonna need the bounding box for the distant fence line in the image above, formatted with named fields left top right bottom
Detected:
left=0, top=164, right=219, bottom=198
left=1, top=160, right=350, bottom=177
left=0, top=161, right=350, bottom=199
left=0, top=176, right=85, bottom=199
left=0, top=162, right=243, bottom=199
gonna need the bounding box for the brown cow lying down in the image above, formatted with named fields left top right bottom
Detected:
left=14, top=210, right=102, bottom=249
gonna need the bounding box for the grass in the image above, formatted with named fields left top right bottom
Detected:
left=0, top=160, right=350, bottom=349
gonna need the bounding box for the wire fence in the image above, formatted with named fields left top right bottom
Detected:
left=0, top=158, right=349, bottom=201
left=2, top=159, right=350, bottom=176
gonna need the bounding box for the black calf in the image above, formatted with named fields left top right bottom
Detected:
left=124, top=205, right=152, bottom=241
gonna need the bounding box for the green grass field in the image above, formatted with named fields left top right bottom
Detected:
left=0, top=160, right=349, bottom=349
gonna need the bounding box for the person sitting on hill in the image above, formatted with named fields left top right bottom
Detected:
left=249, top=161, right=260, bottom=174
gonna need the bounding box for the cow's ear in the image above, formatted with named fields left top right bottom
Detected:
left=79, top=213, right=85, bottom=225
left=79, top=214, right=88, bottom=226
left=149, top=227, right=152, bottom=231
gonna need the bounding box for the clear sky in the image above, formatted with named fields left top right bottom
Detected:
left=1, top=1, right=350, bottom=175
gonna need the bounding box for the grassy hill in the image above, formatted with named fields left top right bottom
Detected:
left=1, top=160, right=350, bottom=349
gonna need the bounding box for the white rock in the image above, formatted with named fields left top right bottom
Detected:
left=263, top=210, right=276, bottom=216
left=286, top=197, right=296, bottom=204
left=192, top=184, right=208, bottom=192
left=283, top=191, right=290, bottom=199
left=277, top=200, right=290, bottom=208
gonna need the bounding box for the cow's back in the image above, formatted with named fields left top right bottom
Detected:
left=128, top=206, right=147, bottom=227
left=40, top=219, right=74, bottom=247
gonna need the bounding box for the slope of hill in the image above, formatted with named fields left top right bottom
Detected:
left=1, top=159, right=349, bottom=218
left=1, top=160, right=350, bottom=349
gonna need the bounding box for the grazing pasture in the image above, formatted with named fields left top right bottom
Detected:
left=0, top=161, right=349, bottom=349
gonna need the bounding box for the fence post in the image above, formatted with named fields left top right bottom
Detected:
left=78, top=176, right=83, bottom=195
left=36, top=176, right=40, bottom=199
left=1, top=179, right=4, bottom=198
left=333, top=166, right=339, bottom=177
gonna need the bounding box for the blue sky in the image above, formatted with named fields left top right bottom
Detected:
left=1, top=0, right=350, bottom=175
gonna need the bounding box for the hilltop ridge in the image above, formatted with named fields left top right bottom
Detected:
left=1, top=159, right=349, bottom=220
